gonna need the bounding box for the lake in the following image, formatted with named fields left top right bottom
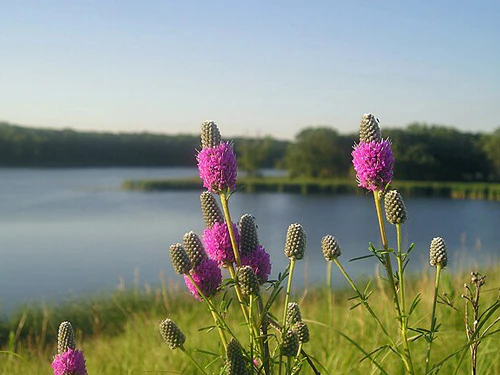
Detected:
left=0, top=167, right=498, bottom=314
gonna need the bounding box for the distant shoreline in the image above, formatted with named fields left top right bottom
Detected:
left=122, top=176, right=500, bottom=201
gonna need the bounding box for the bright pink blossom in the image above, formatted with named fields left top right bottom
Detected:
left=52, top=348, right=88, bottom=375
left=197, top=142, right=237, bottom=193
left=203, top=221, right=240, bottom=266
left=352, top=140, right=395, bottom=191
left=184, top=258, right=222, bottom=301
left=241, top=245, right=272, bottom=284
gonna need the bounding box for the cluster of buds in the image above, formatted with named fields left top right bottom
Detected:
left=281, top=302, right=310, bottom=357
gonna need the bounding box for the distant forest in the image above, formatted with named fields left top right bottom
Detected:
left=0, top=121, right=499, bottom=182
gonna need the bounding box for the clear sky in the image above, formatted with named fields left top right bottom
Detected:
left=1, top=1, right=499, bottom=139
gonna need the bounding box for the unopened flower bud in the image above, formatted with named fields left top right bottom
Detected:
left=284, top=223, right=306, bottom=260
left=57, top=321, right=76, bottom=354
left=159, top=318, right=186, bottom=349
left=286, top=302, right=302, bottom=326
left=321, top=235, right=341, bottom=261
left=237, top=266, right=260, bottom=296
left=281, top=330, right=299, bottom=357
left=201, top=120, right=221, bottom=148
left=225, top=338, right=249, bottom=375
left=239, top=214, right=259, bottom=254
left=293, top=321, right=310, bottom=343
left=359, top=113, right=382, bottom=143
left=384, top=190, right=408, bottom=225
left=429, top=237, right=448, bottom=268
left=183, top=231, right=206, bottom=269
left=200, top=191, right=223, bottom=228
left=169, top=243, right=192, bottom=274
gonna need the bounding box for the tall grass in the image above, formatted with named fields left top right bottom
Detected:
left=1, top=267, right=499, bottom=374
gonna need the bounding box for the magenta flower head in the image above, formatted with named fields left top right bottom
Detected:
left=203, top=221, right=240, bottom=266
left=197, top=141, right=238, bottom=193
left=241, top=244, right=272, bottom=284
left=52, top=348, right=88, bottom=375
left=352, top=139, right=395, bottom=191
left=184, top=258, right=222, bottom=301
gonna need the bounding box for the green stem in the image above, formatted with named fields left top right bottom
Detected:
left=219, top=190, right=242, bottom=267
left=280, top=259, right=296, bottom=375
left=186, top=274, right=230, bottom=350
left=425, top=264, right=442, bottom=374
left=333, top=258, right=392, bottom=340
left=181, top=346, right=208, bottom=375
left=257, top=295, right=271, bottom=375
left=327, top=261, right=333, bottom=328
left=396, top=224, right=415, bottom=375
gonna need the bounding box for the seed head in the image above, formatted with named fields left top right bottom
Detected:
left=183, top=231, right=206, bottom=269
left=225, top=338, right=249, bottom=375
left=237, top=266, right=260, bottom=296
left=321, top=235, right=341, bottom=261
left=284, top=223, right=306, bottom=260
left=429, top=237, right=448, bottom=268
left=359, top=113, right=382, bottom=143
left=201, top=120, right=222, bottom=148
left=286, top=302, right=302, bottom=326
left=239, top=214, right=259, bottom=254
left=57, top=321, right=76, bottom=354
left=281, top=330, right=299, bottom=357
left=159, top=318, right=186, bottom=350
left=169, top=243, right=192, bottom=274
left=384, top=190, right=408, bottom=225
left=293, top=321, right=310, bottom=343
left=200, top=191, right=224, bottom=228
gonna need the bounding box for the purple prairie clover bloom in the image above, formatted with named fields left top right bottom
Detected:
left=352, top=139, right=395, bottom=191
left=203, top=221, right=240, bottom=266
left=241, top=244, right=272, bottom=284
left=52, top=348, right=88, bottom=375
left=197, top=142, right=237, bottom=193
left=184, top=258, right=222, bottom=301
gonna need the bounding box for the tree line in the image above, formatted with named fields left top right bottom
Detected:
left=0, top=121, right=498, bottom=182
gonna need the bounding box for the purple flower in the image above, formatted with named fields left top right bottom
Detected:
left=52, top=348, right=88, bottom=375
left=203, top=221, right=240, bottom=266
left=197, top=142, right=237, bottom=193
left=352, top=140, right=395, bottom=191
left=241, top=245, right=272, bottom=284
left=184, top=258, right=222, bottom=301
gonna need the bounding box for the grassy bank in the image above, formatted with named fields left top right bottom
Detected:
left=122, top=176, right=500, bottom=200
left=1, top=267, right=499, bottom=374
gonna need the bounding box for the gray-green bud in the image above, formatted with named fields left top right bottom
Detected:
left=384, top=190, right=408, bottom=225
left=200, top=191, right=223, bottom=228
left=201, top=120, right=222, bottom=148
left=238, top=214, right=259, bottom=254
left=284, top=223, right=306, bottom=260
left=159, top=318, right=186, bottom=350
left=429, top=237, right=448, bottom=268
left=281, top=330, right=299, bottom=357
left=237, top=266, right=260, bottom=296
left=57, top=321, right=76, bottom=354
left=183, top=231, right=206, bottom=269
left=321, top=235, right=341, bottom=261
left=169, top=243, right=192, bottom=274
left=225, top=338, right=249, bottom=375
left=286, top=302, right=302, bottom=326
left=293, top=321, right=310, bottom=343
left=359, top=113, right=382, bottom=143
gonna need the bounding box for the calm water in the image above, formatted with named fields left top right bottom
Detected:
left=0, top=167, right=498, bottom=313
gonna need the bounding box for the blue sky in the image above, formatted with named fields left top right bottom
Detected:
left=1, top=1, right=499, bottom=139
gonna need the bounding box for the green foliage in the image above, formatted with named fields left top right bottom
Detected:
left=482, top=128, right=500, bottom=180
left=234, top=137, right=272, bottom=176
left=283, top=127, right=354, bottom=178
